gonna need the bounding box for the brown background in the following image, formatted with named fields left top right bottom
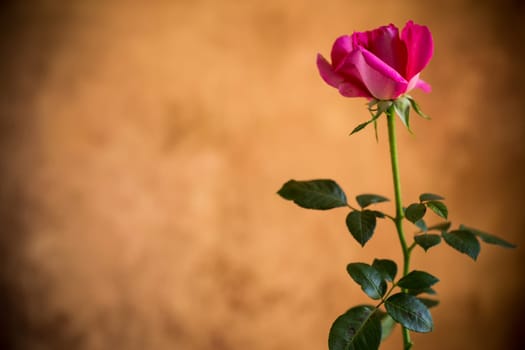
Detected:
left=1, top=1, right=524, bottom=349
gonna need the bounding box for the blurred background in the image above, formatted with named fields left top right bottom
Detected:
left=0, top=0, right=524, bottom=349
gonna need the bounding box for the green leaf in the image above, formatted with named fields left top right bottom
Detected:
left=372, top=259, right=397, bottom=282
left=397, top=270, right=439, bottom=290
left=385, top=293, right=433, bottom=333
left=277, top=179, right=347, bottom=210
left=405, top=203, right=426, bottom=223
left=417, top=297, right=440, bottom=309
left=379, top=312, right=396, bottom=341
left=414, top=218, right=428, bottom=232
left=346, top=210, right=377, bottom=247
left=370, top=210, right=386, bottom=219
left=419, top=193, right=444, bottom=202
left=407, top=287, right=436, bottom=296
left=460, top=225, right=517, bottom=248
left=407, top=96, right=430, bottom=120
left=356, top=194, right=389, bottom=208
left=414, top=234, right=442, bottom=251
left=328, top=305, right=382, bottom=350
left=427, top=222, right=451, bottom=232
left=426, top=201, right=448, bottom=219
left=347, top=263, right=387, bottom=300
left=442, top=230, right=480, bottom=260
left=394, top=97, right=411, bottom=132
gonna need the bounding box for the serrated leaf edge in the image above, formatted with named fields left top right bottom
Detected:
left=347, top=263, right=386, bottom=300
left=385, top=294, right=433, bottom=333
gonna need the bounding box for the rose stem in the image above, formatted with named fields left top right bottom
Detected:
left=386, top=105, right=413, bottom=350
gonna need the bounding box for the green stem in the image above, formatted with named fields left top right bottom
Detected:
left=386, top=106, right=413, bottom=350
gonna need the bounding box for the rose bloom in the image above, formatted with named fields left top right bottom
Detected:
left=317, top=21, right=434, bottom=100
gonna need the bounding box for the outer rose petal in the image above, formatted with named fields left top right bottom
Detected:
left=330, top=35, right=352, bottom=68
left=401, top=20, right=434, bottom=79
left=407, top=74, right=431, bottom=93
left=340, top=83, right=373, bottom=98
left=415, top=79, right=431, bottom=92
left=351, top=47, right=408, bottom=100
left=316, top=53, right=343, bottom=88
left=338, top=82, right=372, bottom=98
left=317, top=53, right=371, bottom=97
left=406, top=73, right=420, bottom=91
left=334, top=50, right=372, bottom=98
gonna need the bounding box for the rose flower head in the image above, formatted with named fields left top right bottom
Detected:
left=317, top=21, right=434, bottom=101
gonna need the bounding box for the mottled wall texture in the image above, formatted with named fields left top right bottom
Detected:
left=1, top=1, right=524, bottom=349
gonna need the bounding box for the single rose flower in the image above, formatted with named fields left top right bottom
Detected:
left=317, top=21, right=434, bottom=100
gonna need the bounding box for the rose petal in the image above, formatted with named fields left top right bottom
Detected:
left=317, top=53, right=372, bottom=98
left=337, top=82, right=370, bottom=98
left=351, top=47, right=408, bottom=100
left=316, top=53, right=343, bottom=88
left=415, top=79, right=431, bottom=92
left=353, top=24, right=406, bottom=75
left=334, top=51, right=372, bottom=98
left=330, top=35, right=353, bottom=69
left=401, top=20, right=434, bottom=80
left=406, top=73, right=420, bottom=91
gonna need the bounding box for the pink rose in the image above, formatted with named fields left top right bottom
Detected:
left=317, top=21, right=434, bottom=100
